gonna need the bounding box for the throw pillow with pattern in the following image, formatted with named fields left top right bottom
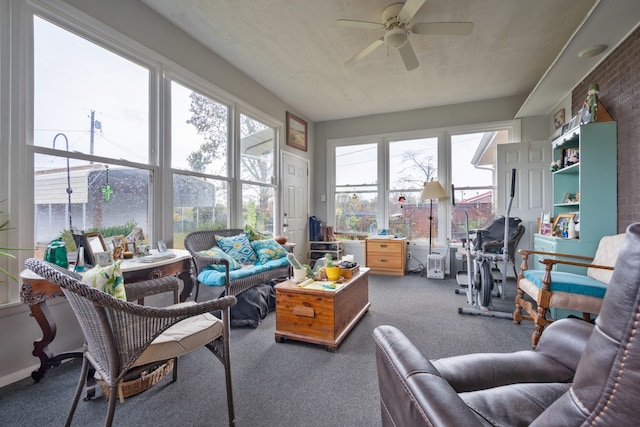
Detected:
left=250, top=238, right=287, bottom=264
left=81, top=260, right=126, bottom=301
left=199, top=246, right=241, bottom=271
left=215, top=233, right=258, bottom=264
left=244, top=224, right=272, bottom=241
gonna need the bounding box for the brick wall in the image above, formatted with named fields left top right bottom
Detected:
left=572, top=28, right=640, bottom=233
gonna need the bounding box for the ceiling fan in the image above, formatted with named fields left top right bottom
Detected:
left=334, top=0, right=473, bottom=71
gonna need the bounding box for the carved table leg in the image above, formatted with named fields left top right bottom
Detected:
left=179, top=258, right=195, bottom=302
left=29, top=301, right=82, bottom=382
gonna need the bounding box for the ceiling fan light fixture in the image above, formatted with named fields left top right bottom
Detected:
left=384, top=28, right=408, bottom=48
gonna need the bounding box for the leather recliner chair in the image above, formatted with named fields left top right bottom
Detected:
left=373, top=222, right=640, bottom=426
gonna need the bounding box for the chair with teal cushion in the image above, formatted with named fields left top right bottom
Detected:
left=514, top=232, right=625, bottom=348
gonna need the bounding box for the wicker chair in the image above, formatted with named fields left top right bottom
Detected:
left=184, top=229, right=295, bottom=300
left=25, top=258, right=237, bottom=427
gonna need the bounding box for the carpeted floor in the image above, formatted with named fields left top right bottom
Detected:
left=0, top=272, right=534, bottom=427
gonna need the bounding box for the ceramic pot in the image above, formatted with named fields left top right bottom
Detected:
left=293, top=268, right=307, bottom=282
left=325, top=266, right=342, bottom=281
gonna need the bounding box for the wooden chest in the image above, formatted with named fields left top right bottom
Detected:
left=365, top=238, right=406, bottom=275
left=274, top=268, right=370, bottom=351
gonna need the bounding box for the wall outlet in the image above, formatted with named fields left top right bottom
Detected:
left=407, top=251, right=412, bottom=258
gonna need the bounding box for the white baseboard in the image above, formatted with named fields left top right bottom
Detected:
left=0, top=365, right=40, bottom=388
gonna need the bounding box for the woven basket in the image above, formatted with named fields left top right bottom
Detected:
left=99, top=359, right=174, bottom=403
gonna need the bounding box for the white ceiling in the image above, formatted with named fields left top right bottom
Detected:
left=140, top=0, right=640, bottom=122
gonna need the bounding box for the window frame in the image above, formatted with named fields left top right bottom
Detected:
left=0, top=0, right=282, bottom=305
left=328, top=121, right=521, bottom=245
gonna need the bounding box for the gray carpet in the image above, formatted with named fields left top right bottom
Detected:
left=0, top=273, right=534, bottom=426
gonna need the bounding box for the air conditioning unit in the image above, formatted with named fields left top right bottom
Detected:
left=427, top=254, right=445, bottom=279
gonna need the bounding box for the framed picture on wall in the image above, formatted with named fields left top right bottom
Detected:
left=286, top=112, right=307, bottom=151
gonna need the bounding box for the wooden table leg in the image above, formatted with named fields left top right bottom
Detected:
left=29, top=301, right=81, bottom=382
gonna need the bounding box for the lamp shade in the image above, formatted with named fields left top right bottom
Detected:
left=420, top=180, right=447, bottom=201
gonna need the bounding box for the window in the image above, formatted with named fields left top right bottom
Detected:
left=171, top=81, right=231, bottom=245
left=334, top=144, right=377, bottom=236
left=239, top=114, right=276, bottom=234
left=389, top=137, right=438, bottom=240
left=450, top=131, right=507, bottom=243
left=330, top=126, right=516, bottom=245
left=33, top=16, right=153, bottom=256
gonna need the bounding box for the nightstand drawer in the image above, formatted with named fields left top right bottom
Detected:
left=366, top=254, right=403, bottom=269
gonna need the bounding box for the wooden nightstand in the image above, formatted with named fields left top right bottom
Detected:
left=365, top=237, right=406, bottom=275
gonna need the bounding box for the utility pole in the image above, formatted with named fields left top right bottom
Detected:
left=89, top=110, right=102, bottom=162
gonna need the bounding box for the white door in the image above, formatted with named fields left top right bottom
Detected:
left=282, top=152, right=309, bottom=263
left=497, top=140, right=552, bottom=275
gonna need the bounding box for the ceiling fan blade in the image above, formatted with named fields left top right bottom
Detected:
left=345, top=38, right=384, bottom=67
left=333, top=19, right=384, bottom=30
left=398, top=0, right=427, bottom=22
left=398, top=41, right=419, bottom=71
left=412, top=22, right=474, bottom=35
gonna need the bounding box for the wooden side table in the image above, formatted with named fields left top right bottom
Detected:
left=20, top=249, right=194, bottom=382
left=365, top=237, right=406, bottom=275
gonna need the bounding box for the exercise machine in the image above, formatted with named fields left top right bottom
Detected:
left=452, top=168, right=518, bottom=319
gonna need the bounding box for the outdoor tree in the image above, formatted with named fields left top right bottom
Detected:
left=394, top=151, right=437, bottom=188
left=185, top=92, right=274, bottom=229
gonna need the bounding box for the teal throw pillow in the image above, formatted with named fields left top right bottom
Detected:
left=250, top=238, right=287, bottom=264
left=81, top=260, right=126, bottom=301
left=215, top=233, right=258, bottom=264
left=198, top=246, right=241, bottom=271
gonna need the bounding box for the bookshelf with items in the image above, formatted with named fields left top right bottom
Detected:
left=534, top=121, right=617, bottom=273
left=308, top=241, right=344, bottom=265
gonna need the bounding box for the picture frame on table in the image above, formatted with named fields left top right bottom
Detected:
left=112, top=235, right=127, bottom=252
left=84, top=232, right=107, bottom=267
left=286, top=111, right=307, bottom=152
left=94, top=251, right=113, bottom=267
left=157, top=240, right=167, bottom=252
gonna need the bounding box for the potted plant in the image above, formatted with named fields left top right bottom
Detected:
left=324, top=253, right=342, bottom=281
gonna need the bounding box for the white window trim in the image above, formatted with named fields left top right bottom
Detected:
left=327, top=120, right=521, bottom=246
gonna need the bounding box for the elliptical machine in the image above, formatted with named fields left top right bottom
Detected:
left=452, top=168, right=517, bottom=319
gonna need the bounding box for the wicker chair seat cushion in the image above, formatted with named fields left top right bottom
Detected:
left=133, top=301, right=223, bottom=367
left=81, top=260, right=126, bottom=301
left=519, top=276, right=604, bottom=314
left=198, top=257, right=290, bottom=287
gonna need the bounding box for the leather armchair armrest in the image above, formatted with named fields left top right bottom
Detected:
left=373, top=325, right=484, bottom=427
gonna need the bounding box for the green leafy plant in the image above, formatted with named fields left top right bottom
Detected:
left=324, top=253, right=334, bottom=268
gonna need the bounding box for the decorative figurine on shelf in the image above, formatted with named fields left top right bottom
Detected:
left=550, top=160, right=561, bottom=172
left=586, top=83, right=599, bottom=123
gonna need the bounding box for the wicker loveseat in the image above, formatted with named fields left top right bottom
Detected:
left=184, top=229, right=295, bottom=300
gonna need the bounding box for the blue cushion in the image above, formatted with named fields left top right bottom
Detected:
left=198, top=257, right=290, bottom=286
left=523, top=270, right=607, bottom=298
left=198, top=246, right=241, bottom=271
left=215, top=233, right=257, bottom=264
left=250, top=238, right=287, bottom=264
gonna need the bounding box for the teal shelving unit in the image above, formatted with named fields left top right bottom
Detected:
left=534, top=121, right=617, bottom=320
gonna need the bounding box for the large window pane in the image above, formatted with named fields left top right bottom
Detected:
left=450, top=132, right=504, bottom=242
left=240, top=114, right=273, bottom=183
left=34, top=154, right=150, bottom=255
left=335, top=144, right=377, bottom=235
left=34, top=17, right=149, bottom=163
left=389, top=138, right=438, bottom=241
left=242, top=184, right=274, bottom=234
left=173, top=174, right=227, bottom=248
left=171, top=81, right=229, bottom=176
